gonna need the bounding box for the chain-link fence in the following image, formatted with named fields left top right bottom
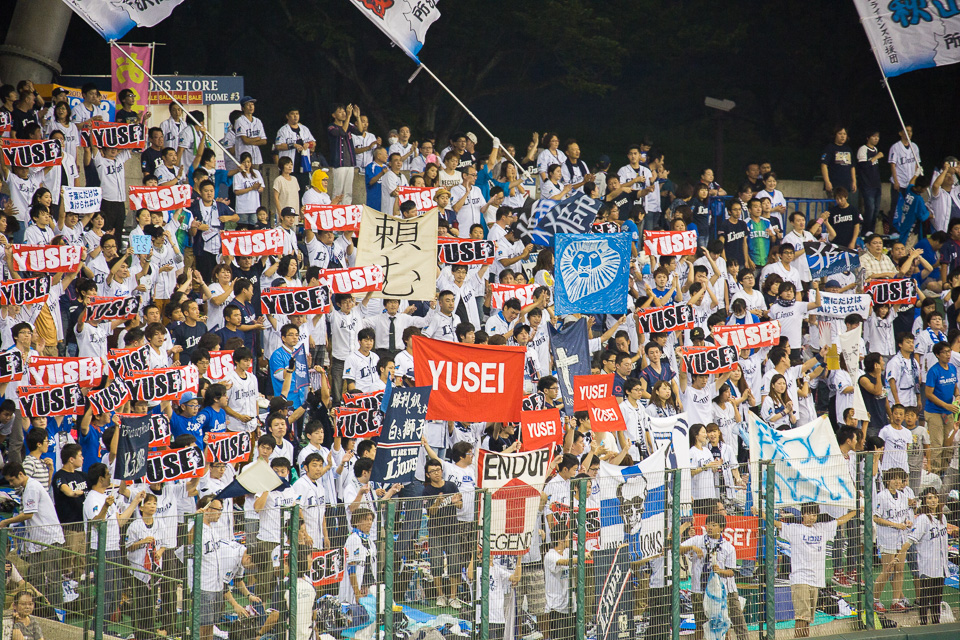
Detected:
left=1, top=446, right=957, bottom=640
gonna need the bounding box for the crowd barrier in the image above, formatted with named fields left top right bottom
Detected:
left=0, top=448, right=957, bottom=640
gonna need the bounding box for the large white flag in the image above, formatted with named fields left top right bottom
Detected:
left=347, top=0, right=441, bottom=62
left=62, top=0, right=189, bottom=40
left=854, top=0, right=960, bottom=77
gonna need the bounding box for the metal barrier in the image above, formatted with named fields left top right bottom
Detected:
left=1, top=447, right=957, bottom=640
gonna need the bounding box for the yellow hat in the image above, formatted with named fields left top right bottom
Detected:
left=311, top=169, right=329, bottom=193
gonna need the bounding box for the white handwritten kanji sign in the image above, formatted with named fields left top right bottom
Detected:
left=355, top=206, right=438, bottom=301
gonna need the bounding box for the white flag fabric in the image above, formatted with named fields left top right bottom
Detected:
left=347, top=0, right=441, bottom=62
left=61, top=0, right=189, bottom=40
left=748, top=411, right=857, bottom=508
left=854, top=0, right=960, bottom=77
left=839, top=326, right=871, bottom=420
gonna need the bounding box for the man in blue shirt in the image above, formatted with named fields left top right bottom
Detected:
left=923, top=342, right=958, bottom=476
left=364, top=147, right=388, bottom=211
left=269, top=323, right=308, bottom=410
left=168, top=391, right=203, bottom=448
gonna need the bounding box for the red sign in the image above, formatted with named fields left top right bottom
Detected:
left=437, top=237, right=496, bottom=265
left=84, top=121, right=146, bottom=150
left=260, top=286, right=331, bottom=315
left=397, top=186, right=438, bottom=209
left=220, top=229, right=285, bottom=257
left=0, top=276, right=50, bottom=305
left=0, top=351, right=25, bottom=384
left=413, top=336, right=526, bottom=422
left=206, top=351, right=235, bottom=382
left=311, top=549, right=345, bottom=587
left=573, top=374, right=614, bottom=412
left=28, top=356, right=105, bottom=388
left=9, top=245, right=83, bottom=273
left=680, top=345, right=740, bottom=375
left=711, top=321, right=781, bottom=350
left=89, top=379, right=132, bottom=415
left=18, top=383, right=85, bottom=416
left=334, top=407, right=383, bottom=439
left=866, top=279, right=918, bottom=306
left=127, top=184, right=192, bottom=211
left=520, top=408, right=563, bottom=452
left=145, top=446, right=205, bottom=483
left=316, top=265, right=384, bottom=294
left=490, top=283, right=537, bottom=309
left=586, top=396, right=625, bottom=432
left=205, top=431, right=252, bottom=464
left=123, top=367, right=198, bottom=402
left=302, top=204, right=362, bottom=232
left=642, top=230, right=698, bottom=256
left=0, top=139, right=62, bottom=168
left=107, top=345, right=150, bottom=378
left=550, top=503, right=601, bottom=553
left=691, top=514, right=760, bottom=560
left=342, top=389, right=385, bottom=410
left=87, top=295, right=142, bottom=322
left=635, top=304, right=695, bottom=334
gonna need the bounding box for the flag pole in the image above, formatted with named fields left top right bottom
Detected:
left=109, top=40, right=242, bottom=168
left=414, top=62, right=531, bottom=179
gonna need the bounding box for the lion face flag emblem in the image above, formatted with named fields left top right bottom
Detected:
left=557, top=239, right=623, bottom=303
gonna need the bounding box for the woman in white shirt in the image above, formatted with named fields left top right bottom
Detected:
left=273, top=156, right=301, bottom=214
left=232, top=152, right=265, bottom=226
left=537, top=133, right=567, bottom=180
left=689, top=423, right=721, bottom=503
left=438, top=152, right=463, bottom=190
left=900, top=488, right=958, bottom=624
left=539, top=164, right=571, bottom=201
left=125, top=493, right=161, bottom=636
left=756, top=172, right=787, bottom=226
left=83, top=211, right=107, bottom=255
left=275, top=255, right=302, bottom=288
left=705, top=423, right=743, bottom=502
left=646, top=380, right=680, bottom=418
left=47, top=102, right=81, bottom=161
left=761, top=374, right=797, bottom=430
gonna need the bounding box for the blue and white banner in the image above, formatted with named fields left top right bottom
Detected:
left=548, top=318, right=591, bottom=416
left=61, top=0, right=189, bottom=40
left=803, top=241, right=860, bottom=279
left=371, top=386, right=429, bottom=485
left=554, top=233, right=631, bottom=315
left=530, top=192, right=602, bottom=246
left=598, top=446, right=666, bottom=560
left=348, top=0, right=441, bottom=63
left=747, top=411, right=857, bottom=507
left=812, top=291, right=873, bottom=320
left=854, top=0, right=960, bottom=78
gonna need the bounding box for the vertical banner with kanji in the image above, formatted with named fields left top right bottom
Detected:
left=355, top=206, right=438, bottom=301
left=111, top=44, right=152, bottom=115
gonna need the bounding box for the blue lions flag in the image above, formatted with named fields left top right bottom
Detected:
left=529, top=193, right=602, bottom=246
left=548, top=319, right=591, bottom=415
left=554, top=233, right=631, bottom=315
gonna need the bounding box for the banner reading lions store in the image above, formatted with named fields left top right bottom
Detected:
left=355, top=207, right=438, bottom=301
left=412, top=336, right=525, bottom=422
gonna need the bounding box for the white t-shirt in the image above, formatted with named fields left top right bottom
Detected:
left=234, top=115, right=266, bottom=164
left=292, top=475, right=326, bottom=548
left=442, top=460, right=477, bottom=522
left=683, top=534, right=736, bottom=594
left=380, top=170, right=408, bottom=215
left=682, top=384, right=713, bottom=426
left=338, top=530, right=377, bottom=604
left=6, top=172, right=43, bottom=223
left=257, top=485, right=300, bottom=544
left=83, top=490, right=124, bottom=552
left=888, top=140, right=920, bottom=188
left=874, top=488, right=912, bottom=551
left=20, top=477, right=65, bottom=553
left=907, top=514, right=950, bottom=578
left=779, top=521, right=838, bottom=587
left=343, top=350, right=380, bottom=393
left=879, top=424, right=911, bottom=472
left=226, top=369, right=259, bottom=432
left=450, top=184, right=485, bottom=237
left=543, top=548, right=571, bottom=613
left=93, top=151, right=132, bottom=202
left=352, top=132, right=377, bottom=168
left=233, top=170, right=265, bottom=214
left=689, top=446, right=718, bottom=500
left=767, top=302, right=806, bottom=349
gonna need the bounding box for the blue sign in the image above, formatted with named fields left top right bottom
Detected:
left=371, top=386, right=430, bottom=485
left=548, top=319, right=590, bottom=415
left=554, top=233, right=631, bottom=315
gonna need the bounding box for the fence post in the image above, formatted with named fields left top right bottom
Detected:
left=0, top=530, right=6, bottom=632
left=862, top=453, right=875, bottom=629
left=763, top=461, right=776, bottom=640
left=480, top=490, right=491, bottom=640
left=385, top=501, right=396, bottom=640
left=670, top=468, right=681, bottom=640
left=95, top=520, right=106, bottom=640
left=575, top=478, right=586, bottom=640
left=289, top=506, right=300, bottom=640
left=191, top=513, right=202, bottom=640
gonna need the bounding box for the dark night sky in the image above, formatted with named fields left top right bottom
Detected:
left=3, top=0, right=958, bottom=190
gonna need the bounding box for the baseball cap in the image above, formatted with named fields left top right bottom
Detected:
left=269, top=397, right=293, bottom=411
left=825, top=279, right=842, bottom=289
left=690, top=327, right=706, bottom=340
left=465, top=132, right=478, bottom=144
left=239, top=95, right=256, bottom=105
left=51, top=87, right=68, bottom=98
left=596, top=154, right=611, bottom=169
left=280, top=206, right=297, bottom=218
left=179, top=391, right=198, bottom=404
left=505, top=222, right=521, bottom=237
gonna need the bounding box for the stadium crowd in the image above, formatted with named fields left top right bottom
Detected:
left=0, top=80, right=958, bottom=640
